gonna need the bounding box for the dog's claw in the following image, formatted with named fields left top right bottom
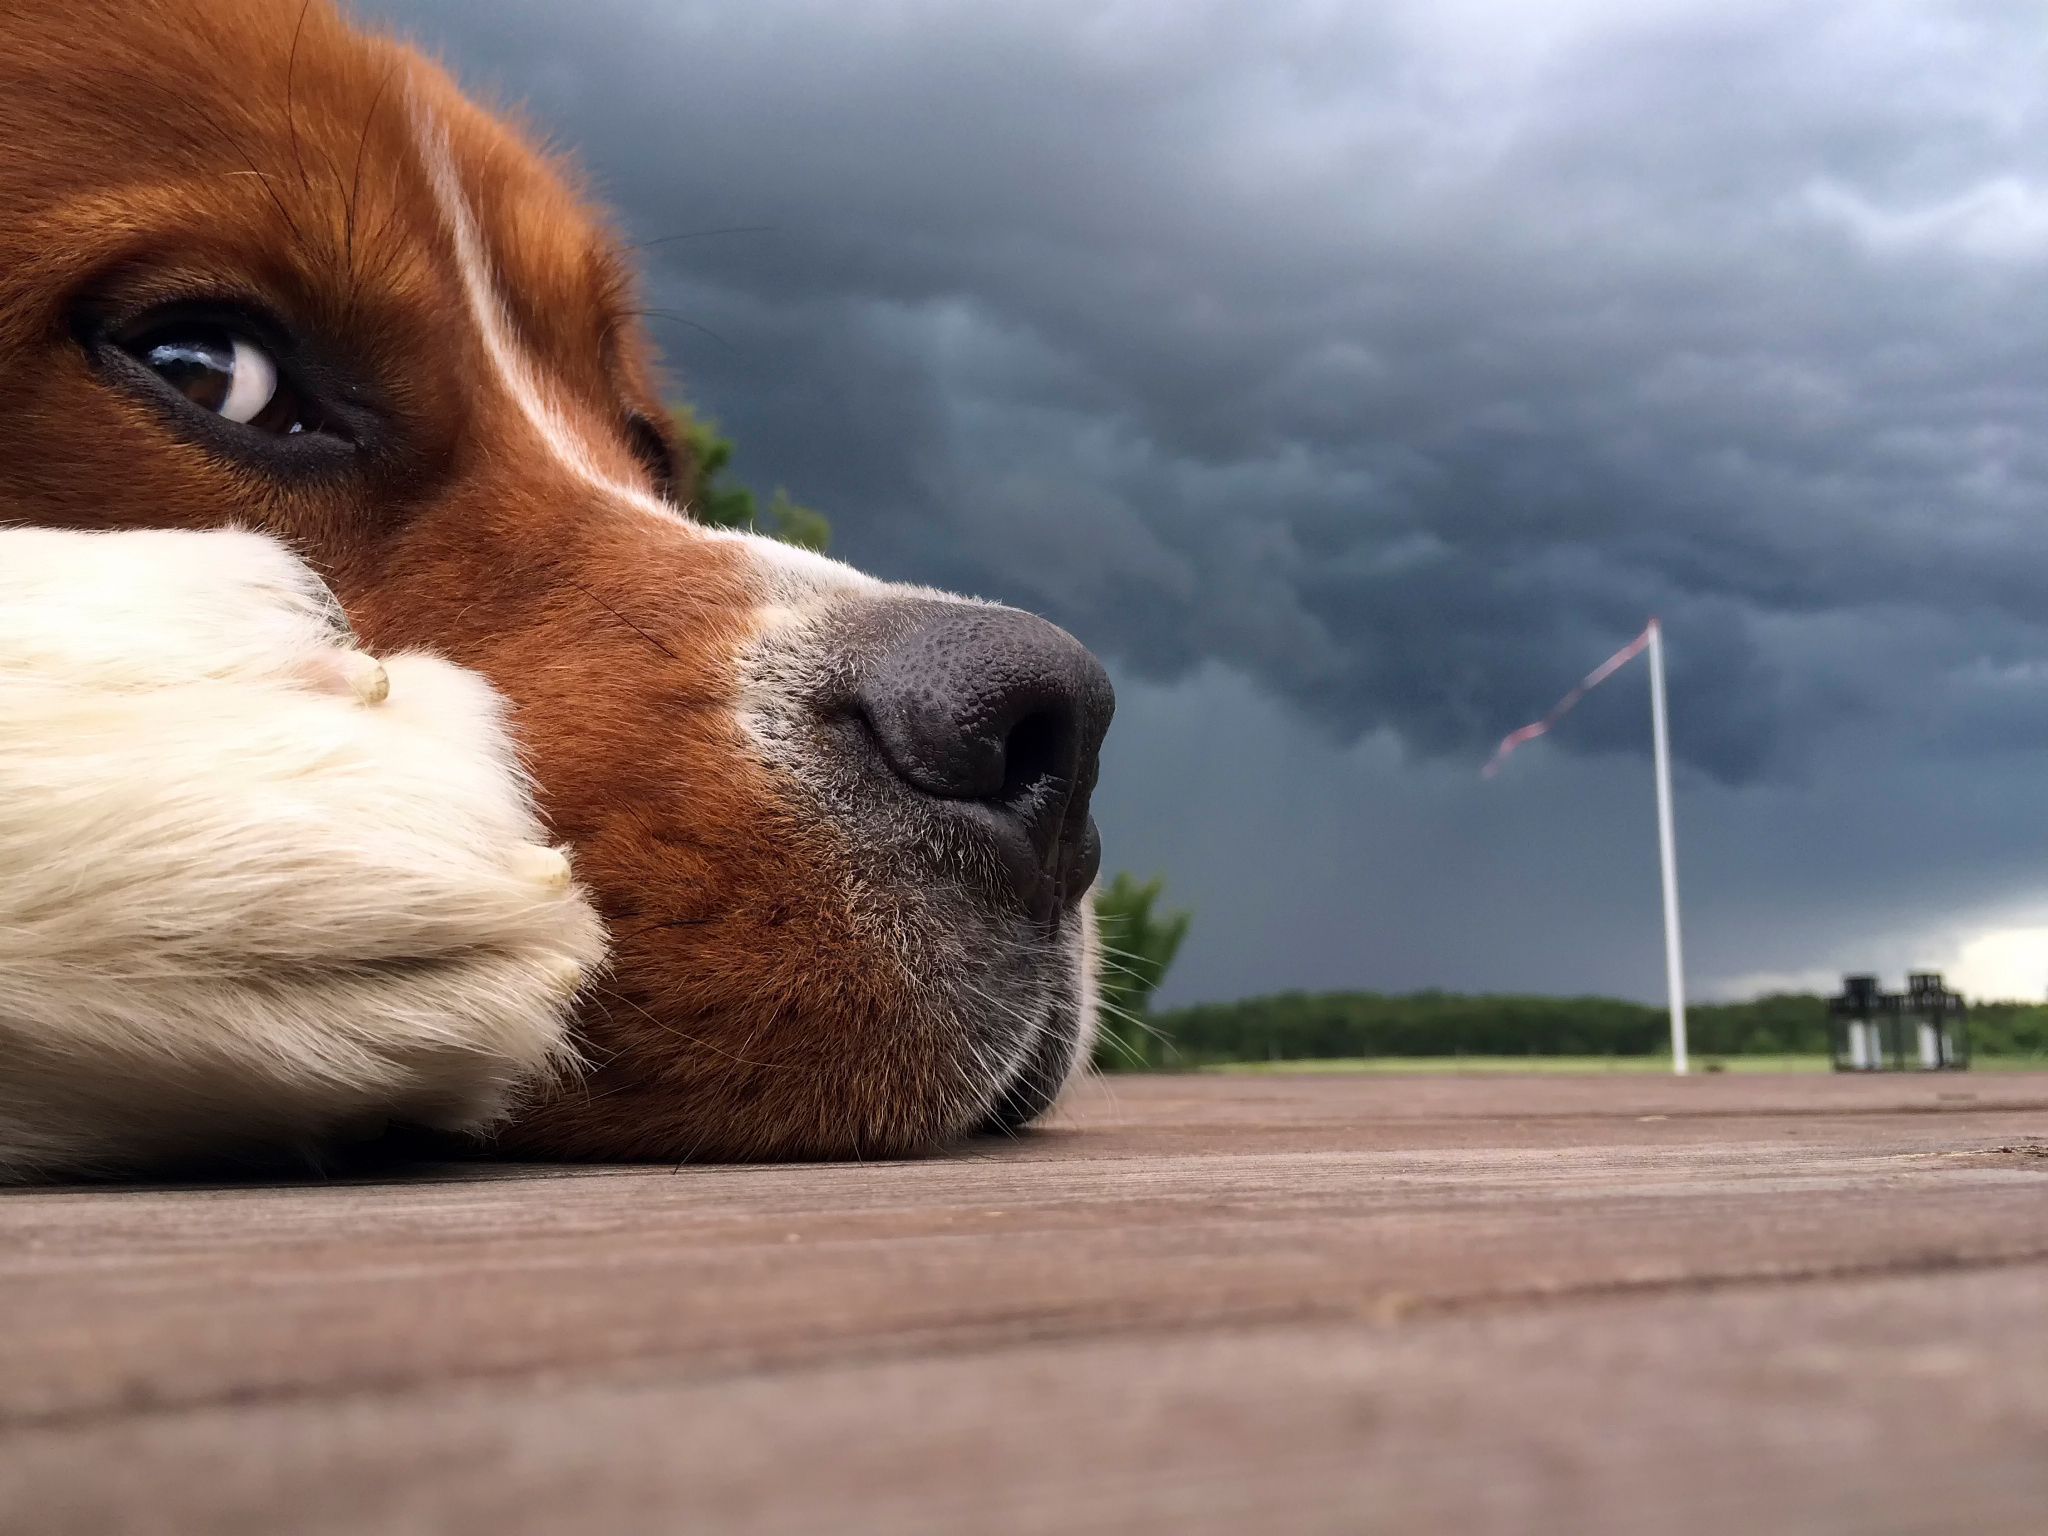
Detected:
left=303, top=648, right=390, bottom=705
left=541, top=955, right=586, bottom=998
left=510, top=844, right=574, bottom=892
left=339, top=651, right=390, bottom=706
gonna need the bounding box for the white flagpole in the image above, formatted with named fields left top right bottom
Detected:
left=1646, top=618, right=1688, bottom=1075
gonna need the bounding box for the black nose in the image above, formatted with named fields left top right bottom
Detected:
left=856, top=605, right=1114, bottom=920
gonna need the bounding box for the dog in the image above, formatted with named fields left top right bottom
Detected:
left=0, top=0, right=1111, bottom=1178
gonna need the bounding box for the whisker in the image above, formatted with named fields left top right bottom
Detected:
left=589, top=983, right=786, bottom=1070
left=344, top=62, right=403, bottom=296
left=284, top=1, right=314, bottom=195
left=563, top=578, right=681, bottom=662
left=627, top=310, right=740, bottom=353
left=628, top=224, right=778, bottom=250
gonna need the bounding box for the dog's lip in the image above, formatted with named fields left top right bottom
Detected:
left=972, top=928, right=1091, bottom=1135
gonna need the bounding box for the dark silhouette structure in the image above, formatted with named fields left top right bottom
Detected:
left=1828, top=972, right=1969, bottom=1071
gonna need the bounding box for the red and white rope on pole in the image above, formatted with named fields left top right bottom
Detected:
left=1482, top=624, right=1654, bottom=778
left=1483, top=617, right=1689, bottom=1074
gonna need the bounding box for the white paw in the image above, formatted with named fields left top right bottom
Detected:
left=0, top=527, right=608, bottom=1180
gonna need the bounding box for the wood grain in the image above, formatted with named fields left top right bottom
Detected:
left=3, top=1072, right=2045, bottom=1534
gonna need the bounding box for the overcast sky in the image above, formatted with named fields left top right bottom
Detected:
left=365, top=0, right=2048, bottom=1004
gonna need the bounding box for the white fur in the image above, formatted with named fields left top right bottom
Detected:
left=0, top=527, right=607, bottom=1180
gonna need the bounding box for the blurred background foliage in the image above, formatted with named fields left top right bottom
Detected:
left=1080, top=868, right=2045, bottom=1067
left=1092, top=873, right=1192, bottom=1070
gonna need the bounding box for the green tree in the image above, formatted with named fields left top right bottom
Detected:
left=668, top=405, right=830, bottom=552
left=1092, top=872, right=1192, bottom=1070
left=761, top=487, right=832, bottom=553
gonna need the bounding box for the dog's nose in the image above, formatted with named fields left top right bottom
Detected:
left=856, top=606, right=1114, bottom=920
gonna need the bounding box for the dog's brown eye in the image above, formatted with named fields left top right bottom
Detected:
left=128, top=327, right=316, bottom=436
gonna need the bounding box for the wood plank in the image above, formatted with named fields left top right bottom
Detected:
left=2, top=1072, right=2045, bottom=1533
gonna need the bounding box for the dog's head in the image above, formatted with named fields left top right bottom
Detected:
left=0, top=0, right=1111, bottom=1158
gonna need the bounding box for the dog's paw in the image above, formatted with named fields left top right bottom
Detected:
left=0, top=524, right=359, bottom=686
left=0, top=527, right=607, bottom=1180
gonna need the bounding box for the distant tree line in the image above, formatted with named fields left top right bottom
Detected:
left=1099, top=869, right=2029, bottom=1065
left=1966, top=1002, right=2048, bottom=1057
left=1145, top=990, right=2048, bottom=1063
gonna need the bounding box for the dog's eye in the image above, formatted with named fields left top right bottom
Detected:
left=122, top=325, right=323, bottom=437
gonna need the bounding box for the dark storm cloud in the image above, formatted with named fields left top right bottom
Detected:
left=360, top=0, right=2048, bottom=786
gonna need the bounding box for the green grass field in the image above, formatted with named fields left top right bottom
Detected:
left=1208, top=1054, right=2048, bottom=1075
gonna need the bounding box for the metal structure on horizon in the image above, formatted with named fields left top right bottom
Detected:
left=1485, top=618, right=1689, bottom=1074
left=1827, top=972, right=1969, bottom=1072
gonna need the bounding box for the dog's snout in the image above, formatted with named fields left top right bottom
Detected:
left=856, top=606, right=1113, bottom=919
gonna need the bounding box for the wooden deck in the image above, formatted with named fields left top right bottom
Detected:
left=4, top=1071, right=2047, bottom=1534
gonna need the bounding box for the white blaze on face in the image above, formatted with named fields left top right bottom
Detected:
left=408, top=97, right=884, bottom=611
left=411, top=103, right=682, bottom=530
